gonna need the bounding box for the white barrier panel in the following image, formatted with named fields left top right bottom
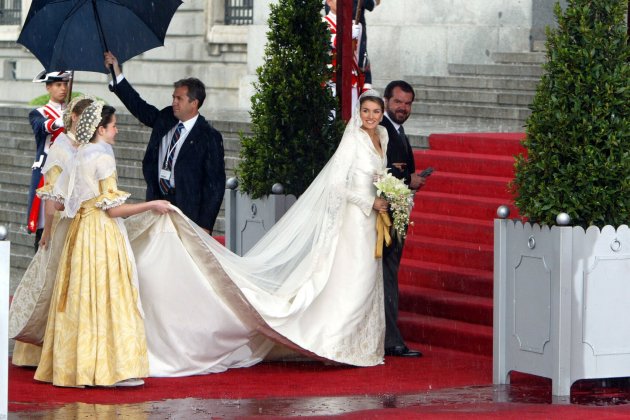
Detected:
left=0, top=239, right=9, bottom=419
left=494, top=218, right=630, bottom=400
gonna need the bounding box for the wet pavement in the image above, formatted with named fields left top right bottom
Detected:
left=10, top=380, right=630, bottom=419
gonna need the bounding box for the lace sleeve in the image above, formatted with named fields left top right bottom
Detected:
left=95, top=174, right=130, bottom=210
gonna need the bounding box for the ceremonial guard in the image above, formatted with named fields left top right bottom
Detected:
left=324, top=0, right=363, bottom=111
left=27, top=71, right=70, bottom=250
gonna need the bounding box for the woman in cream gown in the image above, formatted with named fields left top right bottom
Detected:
left=11, top=96, right=95, bottom=367
left=127, top=90, right=390, bottom=376
left=33, top=102, right=172, bottom=387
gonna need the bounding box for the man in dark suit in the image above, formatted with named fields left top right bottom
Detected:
left=380, top=80, right=426, bottom=357
left=104, top=52, right=225, bottom=233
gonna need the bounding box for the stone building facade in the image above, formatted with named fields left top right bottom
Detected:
left=0, top=0, right=560, bottom=113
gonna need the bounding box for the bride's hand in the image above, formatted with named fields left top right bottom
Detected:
left=151, top=200, right=173, bottom=214
left=373, top=197, right=388, bottom=212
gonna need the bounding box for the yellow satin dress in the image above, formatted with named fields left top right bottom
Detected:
left=34, top=175, right=148, bottom=387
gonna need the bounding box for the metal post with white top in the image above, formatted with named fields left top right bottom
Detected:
left=0, top=225, right=9, bottom=419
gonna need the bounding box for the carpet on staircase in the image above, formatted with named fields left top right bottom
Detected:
left=399, top=132, right=525, bottom=356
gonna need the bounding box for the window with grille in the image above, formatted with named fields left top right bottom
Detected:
left=225, top=0, right=253, bottom=25
left=0, top=0, right=20, bottom=25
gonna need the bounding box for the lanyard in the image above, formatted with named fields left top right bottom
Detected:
left=162, top=127, right=185, bottom=169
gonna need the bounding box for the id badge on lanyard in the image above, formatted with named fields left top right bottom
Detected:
left=159, top=168, right=171, bottom=180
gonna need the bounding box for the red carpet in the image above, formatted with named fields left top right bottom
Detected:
left=399, top=132, right=525, bottom=356
left=11, top=133, right=630, bottom=416
left=9, top=346, right=491, bottom=409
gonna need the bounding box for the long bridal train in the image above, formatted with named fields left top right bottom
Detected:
left=126, top=114, right=387, bottom=376
left=126, top=203, right=384, bottom=377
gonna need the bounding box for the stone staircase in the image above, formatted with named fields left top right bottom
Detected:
left=399, top=51, right=545, bottom=145
left=0, top=105, right=248, bottom=295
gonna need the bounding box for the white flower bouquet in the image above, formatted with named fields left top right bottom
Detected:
left=374, top=171, right=415, bottom=240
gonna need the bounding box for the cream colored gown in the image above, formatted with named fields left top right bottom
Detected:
left=125, top=120, right=388, bottom=375
left=11, top=133, right=77, bottom=367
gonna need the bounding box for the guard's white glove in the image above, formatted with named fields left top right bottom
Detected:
left=352, top=23, right=362, bottom=40
left=53, top=117, right=64, bottom=129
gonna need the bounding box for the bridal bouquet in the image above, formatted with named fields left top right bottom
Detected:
left=374, top=171, right=415, bottom=240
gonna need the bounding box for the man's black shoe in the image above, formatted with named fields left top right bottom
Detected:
left=385, top=345, right=422, bottom=357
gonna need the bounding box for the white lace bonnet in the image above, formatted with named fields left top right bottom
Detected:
left=62, top=94, right=96, bottom=131
left=75, top=100, right=105, bottom=144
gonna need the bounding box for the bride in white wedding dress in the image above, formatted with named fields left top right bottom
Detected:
left=10, top=90, right=391, bottom=378
left=129, top=90, right=391, bottom=376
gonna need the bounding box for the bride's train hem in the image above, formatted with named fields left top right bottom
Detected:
left=126, top=209, right=384, bottom=372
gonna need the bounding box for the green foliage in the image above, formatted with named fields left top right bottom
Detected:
left=237, top=0, right=344, bottom=198
left=29, top=91, right=89, bottom=106
left=512, top=0, right=630, bottom=228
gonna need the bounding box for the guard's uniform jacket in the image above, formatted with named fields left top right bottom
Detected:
left=26, top=100, right=65, bottom=233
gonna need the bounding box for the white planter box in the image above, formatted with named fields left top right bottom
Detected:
left=1, top=239, right=9, bottom=419
left=494, top=218, right=630, bottom=399
left=224, top=188, right=296, bottom=256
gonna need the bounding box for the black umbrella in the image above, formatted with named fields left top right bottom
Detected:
left=18, top=0, right=182, bottom=77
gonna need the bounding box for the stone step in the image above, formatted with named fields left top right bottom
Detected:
left=402, top=117, right=525, bottom=139
left=11, top=254, right=32, bottom=276
left=7, top=228, right=35, bottom=249
left=448, top=63, right=544, bottom=78
left=0, top=120, right=33, bottom=135
left=490, top=52, right=547, bottom=64
left=0, top=150, right=34, bottom=168
left=0, top=169, right=30, bottom=187
left=0, top=185, right=28, bottom=206
left=407, top=75, right=539, bottom=92
left=0, top=106, right=31, bottom=119
left=532, top=40, right=547, bottom=52
left=0, top=203, right=26, bottom=225
left=416, top=88, right=534, bottom=106
left=414, top=102, right=531, bottom=121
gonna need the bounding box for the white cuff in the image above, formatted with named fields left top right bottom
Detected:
left=108, top=73, right=126, bottom=87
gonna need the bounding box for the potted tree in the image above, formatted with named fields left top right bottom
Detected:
left=493, top=0, right=630, bottom=399
left=225, top=0, right=343, bottom=255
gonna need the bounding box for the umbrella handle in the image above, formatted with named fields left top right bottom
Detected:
left=109, top=64, right=117, bottom=88
left=92, top=0, right=116, bottom=88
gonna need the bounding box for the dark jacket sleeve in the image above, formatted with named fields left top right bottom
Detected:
left=28, top=109, right=47, bottom=149
left=111, top=78, right=161, bottom=128
left=201, top=127, right=226, bottom=233
left=383, top=119, right=414, bottom=185
left=405, top=137, right=416, bottom=178
left=26, top=109, right=47, bottom=226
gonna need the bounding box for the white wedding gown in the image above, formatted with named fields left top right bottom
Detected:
left=126, top=120, right=389, bottom=376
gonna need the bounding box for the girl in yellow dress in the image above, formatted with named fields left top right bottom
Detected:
left=11, top=96, right=95, bottom=367
left=34, top=102, right=171, bottom=387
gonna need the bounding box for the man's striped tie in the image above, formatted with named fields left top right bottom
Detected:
left=159, top=122, right=184, bottom=195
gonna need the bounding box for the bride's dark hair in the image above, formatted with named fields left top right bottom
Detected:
left=359, top=95, right=384, bottom=112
